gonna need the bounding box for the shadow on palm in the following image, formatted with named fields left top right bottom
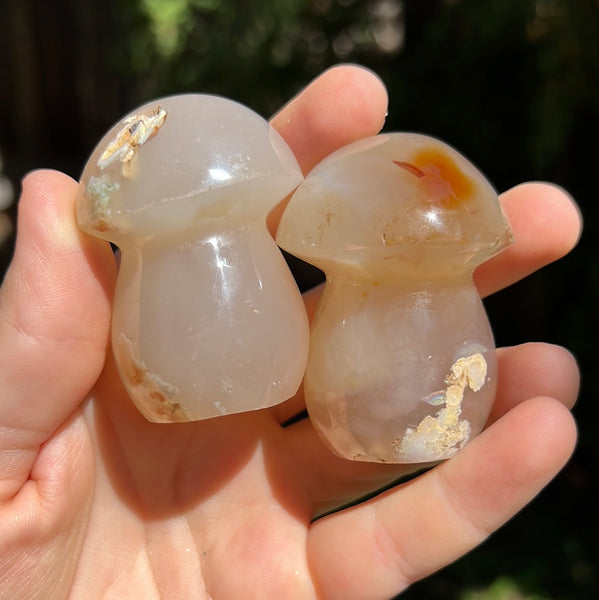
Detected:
left=89, top=339, right=425, bottom=525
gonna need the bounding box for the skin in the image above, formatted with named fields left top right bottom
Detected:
left=0, top=65, right=581, bottom=599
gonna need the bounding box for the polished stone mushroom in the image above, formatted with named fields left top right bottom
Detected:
left=277, top=133, right=513, bottom=463
left=77, top=94, right=308, bottom=422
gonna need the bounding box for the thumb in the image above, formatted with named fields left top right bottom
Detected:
left=0, top=169, right=115, bottom=499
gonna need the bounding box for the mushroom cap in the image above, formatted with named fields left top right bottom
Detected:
left=77, top=94, right=302, bottom=241
left=276, top=133, right=513, bottom=275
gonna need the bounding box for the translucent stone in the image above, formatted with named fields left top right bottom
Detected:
left=77, top=94, right=309, bottom=422
left=277, top=133, right=513, bottom=463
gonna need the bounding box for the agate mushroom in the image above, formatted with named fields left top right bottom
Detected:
left=77, top=94, right=308, bottom=422
left=277, top=133, right=513, bottom=463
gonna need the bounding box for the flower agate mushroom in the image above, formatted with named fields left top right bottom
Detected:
left=77, top=94, right=309, bottom=422
left=276, top=133, right=513, bottom=463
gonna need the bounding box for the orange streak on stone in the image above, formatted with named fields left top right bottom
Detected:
left=394, top=147, right=474, bottom=209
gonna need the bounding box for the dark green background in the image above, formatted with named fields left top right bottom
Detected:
left=1, top=1, right=597, bottom=598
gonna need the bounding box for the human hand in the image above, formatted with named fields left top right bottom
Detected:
left=0, top=65, right=580, bottom=599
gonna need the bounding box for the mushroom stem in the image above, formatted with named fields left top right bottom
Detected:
left=112, top=222, right=309, bottom=422
left=304, top=274, right=496, bottom=462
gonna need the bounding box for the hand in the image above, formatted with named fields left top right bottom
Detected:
left=0, top=65, right=580, bottom=600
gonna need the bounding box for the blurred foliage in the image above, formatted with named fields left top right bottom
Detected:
left=0, top=0, right=598, bottom=598
left=461, top=576, right=553, bottom=600
left=107, top=0, right=407, bottom=116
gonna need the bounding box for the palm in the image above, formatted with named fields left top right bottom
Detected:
left=0, top=67, right=580, bottom=600
left=79, top=372, right=312, bottom=598
left=69, top=345, right=412, bottom=598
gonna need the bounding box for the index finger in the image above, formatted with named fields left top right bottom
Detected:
left=270, top=64, right=389, bottom=175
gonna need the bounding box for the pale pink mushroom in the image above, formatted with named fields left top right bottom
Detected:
left=78, top=94, right=309, bottom=422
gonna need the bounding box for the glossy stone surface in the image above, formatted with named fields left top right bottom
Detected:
left=77, top=94, right=308, bottom=422
left=277, top=133, right=513, bottom=463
